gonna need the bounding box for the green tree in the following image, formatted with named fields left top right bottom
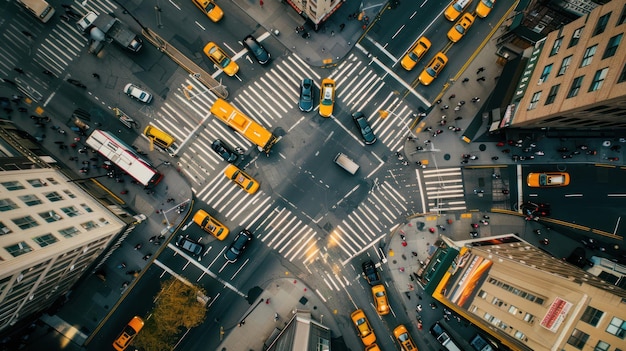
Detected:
left=134, top=277, right=207, bottom=350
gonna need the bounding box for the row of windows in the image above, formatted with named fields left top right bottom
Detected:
left=3, top=226, right=83, bottom=257
left=568, top=308, right=626, bottom=350
left=0, top=191, right=82, bottom=212
left=486, top=277, right=546, bottom=305
left=529, top=67, right=611, bottom=110
left=1, top=178, right=64, bottom=191
left=478, top=290, right=536, bottom=325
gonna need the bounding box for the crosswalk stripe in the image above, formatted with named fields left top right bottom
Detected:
left=277, top=225, right=308, bottom=253
left=268, top=217, right=301, bottom=248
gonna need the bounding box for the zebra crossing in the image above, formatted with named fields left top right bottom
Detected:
left=420, top=167, right=467, bottom=212
left=333, top=179, right=408, bottom=262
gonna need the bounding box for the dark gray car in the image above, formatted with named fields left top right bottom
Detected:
left=299, top=78, right=314, bottom=112
left=352, top=112, right=377, bottom=145
left=224, top=229, right=253, bottom=263
left=243, top=35, right=270, bottom=65
left=176, top=236, right=205, bottom=257
left=211, top=139, right=238, bottom=163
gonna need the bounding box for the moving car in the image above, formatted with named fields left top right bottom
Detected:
left=144, top=125, right=175, bottom=149
left=350, top=309, right=376, bottom=346
left=393, top=324, right=417, bottom=351
left=123, top=83, right=152, bottom=104
left=193, top=209, right=229, bottom=240
left=371, top=284, right=390, bottom=315
left=418, top=52, right=448, bottom=86
left=298, top=78, right=314, bottom=112
left=175, top=235, right=205, bottom=256
left=224, top=229, right=253, bottom=263
left=362, top=260, right=381, bottom=285
left=243, top=35, right=270, bottom=64
left=365, top=344, right=381, bottom=351
left=447, top=13, right=475, bottom=43
left=444, top=0, right=472, bottom=21
left=401, top=36, right=431, bottom=71
left=113, top=316, right=144, bottom=351
left=211, top=139, right=238, bottom=163
left=526, top=172, right=570, bottom=187
left=319, top=78, right=335, bottom=117
left=352, top=111, right=377, bottom=144
left=192, top=0, right=223, bottom=22
left=224, top=164, right=260, bottom=194
left=476, top=0, right=495, bottom=18
left=203, top=42, right=239, bottom=76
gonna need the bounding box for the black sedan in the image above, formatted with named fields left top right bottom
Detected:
left=211, top=139, right=238, bottom=163
left=299, top=78, right=314, bottom=112
left=243, top=35, right=270, bottom=65
left=352, top=112, right=377, bottom=145
left=224, top=229, right=253, bottom=263
left=362, top=260, right=381, bottom=285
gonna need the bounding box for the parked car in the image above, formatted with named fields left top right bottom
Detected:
left=203, top=42, right=239, bottom=76
left=352, top=111, right=377, bottom=145
left=350, top=309, right=377, bottom=346
left=224, top=229, right=253, bottom=263
left=175, top=235, right=205, bottom=256
left=400, top=36, right=431, bottom=71
left=192, top=0, right=223, bottom=22
left=224, top=164, right=260, bottom=194
left=298, top=78, right=314, bottom=112
left=123, top=83, right=152, bottom=103
left=418, top=52, right=448, bottom=86
left=362, top=260, right=381, bottom=285
left=447, top=13, right=475, bottom=43
left=319, top=78, right=335, bottom=117
left=527, top=172, right=570, bottom=187
left=243, top=35, right=270, bottom=64
left=113, top=316, right=144, bottom=351
left=211, top=139, right=238, bottom=163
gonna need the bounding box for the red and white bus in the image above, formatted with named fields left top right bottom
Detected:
left=85, top=130, right=163, bottom=188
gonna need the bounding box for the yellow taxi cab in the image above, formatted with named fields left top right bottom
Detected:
left=144, top=125, right=175, bottom=149
left=527, top=172, right=570, bottom=187
left=365, top=344, right=381, bottom=351
left=113, top=316, right=144, bottom=351
left=447, top=13, right=475, bottom=43
left=203, top=42, right=239, bottom=76
left=393, top=324, right=417, bottom=351
left=350, top=309, right=376, bottom=346
left=319, top=78, right=336, bottom=117
left=476, top=0, right=495, bottom=18
left=224, top=164, right=260, bottom=194
left=400, top=37, right=431, bottom=71
left=193, top=209, right=229, bottom=240
left=444, top=0, right=472, bottom=21
left=418, top=52, right=448, bottom=86
left=192, top=0, right=223, bottom=22
left=371, top=284, right=390, bottom=315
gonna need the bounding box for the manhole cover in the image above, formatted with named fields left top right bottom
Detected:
left=479, top=144, right=486, bottom=151
left=444, top=153, right=450, bottom=160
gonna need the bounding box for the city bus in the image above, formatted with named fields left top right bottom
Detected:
left=85, top=130, right=163, bottom=188
left=17, top=0, right=55, bottom=23
left=210, top=98, right=278, bottom=154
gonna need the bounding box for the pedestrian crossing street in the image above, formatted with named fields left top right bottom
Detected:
left=420, top=167, right=467, bottom=212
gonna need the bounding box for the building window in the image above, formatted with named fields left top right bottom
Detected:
left=589, top=68, right=609, bottom=92
left=0, top=198, right=19, bottom=212
left=529, top=91, right=542, bottom=110
left=603, top=34, right=623, bottom=59
left=61, top=206, right=81, bottom=217
left=508, top=305, right=518, bottom=315
left=33, top=234, right=58, bottom=247
left=63, top=190, right=76, bottom=199
left=558, top=55, right=572, bottom=76
left=581, top=45, right=597, bottom=67
left=595, top=341, right=610, bottom=351
left=5, top=241, right=33, bottom=257
left=567, top=329, right=589, bottom=349
left=514, top=331, right=525, bottom=340
left=545, top=84, right=560, bottom=105
left=80, top=221, right=98, bottom=231
left=569, top=27, right=583, bottom=48
left=0, top=221, right=12, bottom=235
left=27, top=179, right=48, bottom=187
left=606, top=317, right=626, bottom=338
left=619, top=64, right=626, bottom=83
left=81, top=204, right=93, bottom=213
left=619, top=4, right=626, bottom=26
left=524, top=313, right=535, bottom=323
left=550, top=37, right=563, bottom=56
left=539, top=64, right=553, bottom=82
left=59, top=226, right=80, bottom=238
left=39, top=210, right=62, bottom=223
left=593, top=13, right=611, bottom=36
left=567, top=76, right=584, bottom=98
left=12, top=215, right=39, bottom=230
left=44, top=191, right=63, bottom=202
left=1, top=181, right=25, bottom=191
left=18, top=194, right=43, bottom=206
left=581, top=306, right=604, bottom=326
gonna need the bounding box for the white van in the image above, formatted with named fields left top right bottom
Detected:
left=334, top=153, right=359, bottom=175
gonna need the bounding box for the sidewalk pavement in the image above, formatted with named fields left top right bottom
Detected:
left=217, top=277, right=341, bottom=351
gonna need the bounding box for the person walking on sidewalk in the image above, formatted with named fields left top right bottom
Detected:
left=477, top=67, right=485, bottom=74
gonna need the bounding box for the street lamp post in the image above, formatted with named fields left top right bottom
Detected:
left=238, top=298, right=265, bottom=326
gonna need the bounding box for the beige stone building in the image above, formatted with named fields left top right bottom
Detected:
left=0, top=120, right=129, bottom=333
left=283, top=0, right=344, bottom=29
left=506, top=0, right=626, bottom=129
left=432, top=234, right=626, bottom=351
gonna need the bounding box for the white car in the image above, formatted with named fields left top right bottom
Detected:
left=123, top=83, right=153, bottom=104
